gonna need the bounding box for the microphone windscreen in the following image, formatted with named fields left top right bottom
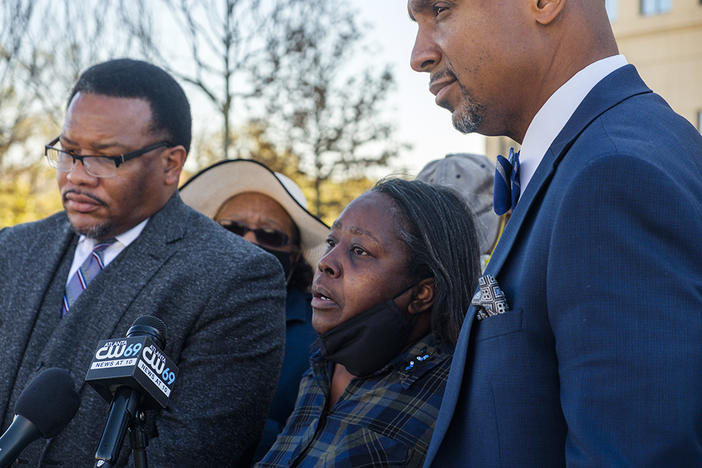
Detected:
left=15, top=368, right=80, bottom=438
left=127, top=315, right=167, bottom=348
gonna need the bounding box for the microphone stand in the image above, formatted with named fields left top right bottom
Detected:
left=128, top=410, right=149, bottom=468
left=94, top=389, right=150, bottom=468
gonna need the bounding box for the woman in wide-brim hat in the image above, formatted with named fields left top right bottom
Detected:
left=180, top=159, right=329, bottom=461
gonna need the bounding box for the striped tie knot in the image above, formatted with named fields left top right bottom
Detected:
left=62, top=238, right=117, bottom=317
left=493, top=147, right=521, bottom=215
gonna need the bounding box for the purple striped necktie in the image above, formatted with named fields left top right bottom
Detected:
left=62, top=239, right=116, bottom=317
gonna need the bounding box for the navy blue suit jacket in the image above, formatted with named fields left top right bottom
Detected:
left=425, top=65, right=702, bottom=467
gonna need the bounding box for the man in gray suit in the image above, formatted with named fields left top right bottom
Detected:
left=0, top=59, right=286, bottom=466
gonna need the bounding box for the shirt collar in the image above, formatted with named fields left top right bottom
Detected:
left=518, top=55, right=628, bottom=196
left=77, top=218, right=149, bottom=252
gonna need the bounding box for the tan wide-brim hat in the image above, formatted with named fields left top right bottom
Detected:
left=179, top=159, right=330, bottom=268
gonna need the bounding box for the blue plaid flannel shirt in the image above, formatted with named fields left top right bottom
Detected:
left=255, top=334, right=451, bottom=467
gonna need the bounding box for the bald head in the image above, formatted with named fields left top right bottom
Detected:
left=409, top=0, right=618, bottom=142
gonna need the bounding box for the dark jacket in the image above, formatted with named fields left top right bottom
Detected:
left=425, top=65, right=702, bottom=467
left=0, top=193, right=286, bottom=466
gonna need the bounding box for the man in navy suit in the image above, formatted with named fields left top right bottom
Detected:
left=409, top=0, right=702, bottom=466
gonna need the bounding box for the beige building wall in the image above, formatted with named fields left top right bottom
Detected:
left=485, top=0, right=702, bottom=158
left=613, top=0, right=702, bottom=129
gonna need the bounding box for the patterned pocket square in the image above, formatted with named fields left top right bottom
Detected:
left=471, top=274, right=511, bottom=320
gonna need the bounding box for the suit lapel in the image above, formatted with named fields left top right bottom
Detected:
left=0, top=216, right=75, bottom=420
left=486, top=65, right=651, bottom=278
left=425, top=65, right=652, bottom=466
left=3, top=216, right=74, bottom=332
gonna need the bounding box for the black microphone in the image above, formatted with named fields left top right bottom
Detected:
left=0, top=368, right=79, bottom=468
left=85, top=315, right=178, bottom=467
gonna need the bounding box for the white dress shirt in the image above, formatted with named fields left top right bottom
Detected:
left=518, top=55, right=629, bottom=199
left=66, top=218, right=149, bottom=285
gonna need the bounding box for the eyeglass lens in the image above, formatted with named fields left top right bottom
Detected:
left=220, top=221, right=290, bottom=248
left=48, top=149, right=117, bottom=178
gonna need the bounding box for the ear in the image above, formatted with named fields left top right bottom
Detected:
left=162, top=145, right=187, bottom=186
left=408, top=278, right=435, bottom=315
left=532, top=0, right=566, bottom=25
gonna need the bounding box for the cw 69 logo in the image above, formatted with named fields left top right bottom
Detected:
left=95, top=341, right=143, bottom=360
left=161, top=368, right=176, bottom=386
left=142, top=346, right=176, bottom=385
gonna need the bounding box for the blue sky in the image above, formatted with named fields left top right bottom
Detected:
left=351, top=0, right=485, bottom=174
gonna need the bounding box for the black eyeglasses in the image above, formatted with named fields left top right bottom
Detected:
left=44, top=136, right=172, bottom=178
left=219, top=220, right=292, bottom=249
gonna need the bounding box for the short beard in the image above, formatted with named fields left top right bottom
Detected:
left=70, top=221, right=113, bottom=240
left=452, top=82, right=486, bottom=134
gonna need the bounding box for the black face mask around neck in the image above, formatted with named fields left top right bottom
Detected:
left=318, top=284, right=417, bottom=377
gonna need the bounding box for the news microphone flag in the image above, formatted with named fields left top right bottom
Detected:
left=85, top=319, right=178, bottom=409
left=87, top=315, right=179, bottom=467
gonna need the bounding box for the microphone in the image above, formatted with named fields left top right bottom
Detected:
left=0, top=368, right=79, bottom=468
left=85, top=315, right=178, bottom=467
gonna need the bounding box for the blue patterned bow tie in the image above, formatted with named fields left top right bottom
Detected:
left=493, top=147, right=521, bottom=215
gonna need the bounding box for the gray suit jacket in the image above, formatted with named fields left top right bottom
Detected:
left=0, top=193, right=286, bottom=466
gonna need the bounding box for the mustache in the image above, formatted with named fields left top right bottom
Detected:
left=429, top=69, right=456, bottom=87
left=62, top=189, right=106, bottom=206
left=429, top=61, right=459, bottom=87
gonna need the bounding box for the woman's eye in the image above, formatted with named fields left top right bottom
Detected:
left=351, top=246, right=367, bottom=256
left=325, top=238, right=336, bottom=249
